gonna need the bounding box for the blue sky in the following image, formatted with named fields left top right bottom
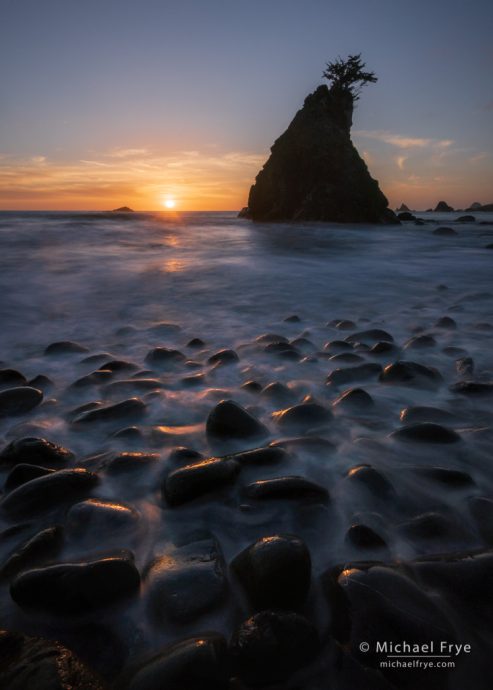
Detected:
left=0, top=0, right=491, bottom=209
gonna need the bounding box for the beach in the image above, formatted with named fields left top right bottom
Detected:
left=1, top=210, right=493, bottom=688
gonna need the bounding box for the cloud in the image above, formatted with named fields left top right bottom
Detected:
left=354, top=130, right=454, bottom=150
left=396, top=155, right=407, bottom=170
left=105, top=148, right=149, bottom=158
left=0, top=148, right=265, bottom=210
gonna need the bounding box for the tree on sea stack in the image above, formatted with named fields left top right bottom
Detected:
left=240, top=55, right=397, bottom=223
left=322, top=54, right=377, bottom=102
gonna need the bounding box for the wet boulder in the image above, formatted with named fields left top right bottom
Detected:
left=433, top=226, right=457, bottom=236
left=207, top=349, right=239, bottom=366
left=450, top=381, right=493, bottom=396
left=0, top=369, right=28, bottom=388
left=0, top=437, right=74, bottom=468
left=399, top=406, right=459, bottom=426
left=403, top=334, right=437, bottom=350
left=10, top=554, right=140, bottom=614
left=260, top=381, right=296, bottom=404
left=323, top=564, right=456, bottom=683
left=163, top=457, right=240, bottom=506
left=273, top=401, right=332, bottom=432
left=146, top=538, right=227, bottom=623
left=66, top=499, right=140, bottom=539
left=1, top=468, right=99, bottom=518
left=398, top=512, right=460, bottom=541
left=0, top=387, right=43, bottom=417
left=4, top=464, right=55, bottom=491
left=229, top=446, right=288, bottom=466
left=231, top=534, right=311, bottom=610
left=230, top=610, right=319, bottom=686
left=44, top=341, right=89, bottom=355
left=323, top=339, right=353, bottom=353
left=0, top=526, right=63, bottom=580
left=72, top=398, right=146, bottom=425
left=0, top=629, right=106, bottom=690
left=346, top=524, right=387, bottom=549
left=105, top=451, right=159, bottom=474
left=144, top=347, right=186, bottom=368
left=456, top=357, right=474, bottom=377
left=206, top=400, right=269, bottom=441
left=469, top=497, right=493, bottom=544
left=391, top=423, right=461, bottom=444
left=414, top=466, right=474, bottom=488
left=435, top=316, right=457, bottom=329
left=243, top=476, right=329, bottom=502
left=346, top=465, right=394, bottom=499
left=379, top=360, right=443, bottom=388
left=327, top=363, right=382, bottom=387
left=332, top=387, right=374, bottom=411
left=125, top=634, right=229, bottom=690
left=345, top=329, right=394, bottom=344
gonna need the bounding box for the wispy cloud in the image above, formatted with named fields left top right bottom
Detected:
left=0, top=148, right=265, bottom=210
left=355, top=130, right=454, bottom=150
left=396, top=155, right=407, bottom=170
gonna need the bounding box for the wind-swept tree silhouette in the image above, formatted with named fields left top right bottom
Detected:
left=323, top=54, right=377, bottom=101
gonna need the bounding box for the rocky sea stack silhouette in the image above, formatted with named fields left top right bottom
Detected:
left=241, top=57, right=397, bottom=224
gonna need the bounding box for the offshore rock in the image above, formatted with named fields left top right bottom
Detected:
left=243, top=85, right=396, bottom=223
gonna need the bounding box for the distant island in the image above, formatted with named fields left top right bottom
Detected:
left=240, top=55, right=397, bottom=224
left=112, top=206, right=134, bottom=213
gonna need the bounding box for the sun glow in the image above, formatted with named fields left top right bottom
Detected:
left=163, top=196, right=176, bottom=209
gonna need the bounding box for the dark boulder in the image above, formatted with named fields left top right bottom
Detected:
left=273, top=401, right=332, bottom=431
left=346, top=524, right=387, bottom=549
left=243, top=476, right=329, bottom=502
left=0, top=437, right=74, bottom=468
left=231, top=534, right=311, bottom=610
left=332, top=387, right=374, bottom=410
left=0, top=526, right=63, bottom=580
left=4, top=463, right=54, bottom=490
left=0, top=630, right=106, bottom=690
left=230, top=610, right=319, bottom=686
left=435, top=316, right=457, bottom=329
left=346, top=465, right=394, bottom=499
left=146, top=538, right=227, bottom=623
left=399, top=406, right=459, bottom=425
left=243, top=85, right=394, bottom=223
left=10, top=555, right=140, bottom=614
left=206, top=400, right=269, bottom=441
left=450, top=381, right=493, bottom=396
left=72, top=398, right=146, bottom=425
left=144, top=347, right=186, bottom=368
left=397, top=211, right=416, bottom=221
left=163, top=457, right=240, bottom=506
left=1, top=468, right=99, bottom=517
left=391, top=422, right=461, bottom=444
left=44, top=341, right=89, bottom=355
left=456, top=356, right=474, bottom=376
left=66, top=499, right=140, bottom=538
left=345, top=328, right=394, bottom=344
left=0, top=387, right=43, bottom=417
left=457, top=215, right=475, bottom=222
left=379, top=360, right=443, bottom=388
left=229, top=446, right=288, bottom=466
left=207, top=349, right=239, bottom=366
left=403, top=334, right=437, bottom=350
left=0, top=369, right=27, bottom=388
left=327, top=363, right=382, bottom=386
left=125, top=634, right=229, bottom=690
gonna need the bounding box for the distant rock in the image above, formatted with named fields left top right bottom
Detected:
left=467, top=202, right=482, bottom=211
left=434, top=201, right=454, bottom=212
left=112, top=206, right=134, bottom=212
left=456, top=214, right=475, bottom=222
left=397, top=203, right=411, bottom=212
left=242, top=85, right=397, bottom=223
left=478, top=203, right=493, bottom=211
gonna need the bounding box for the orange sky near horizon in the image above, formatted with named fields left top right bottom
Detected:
left=0, top=137, right=491, bottom=212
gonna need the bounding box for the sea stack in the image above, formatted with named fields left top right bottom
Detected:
left=242, top=84, right=396, bottom=223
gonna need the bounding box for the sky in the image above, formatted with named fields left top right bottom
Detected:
left=0, top=0, right=492, bottom=211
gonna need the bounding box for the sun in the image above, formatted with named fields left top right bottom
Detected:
left=162, top=196, right=176, bottom=209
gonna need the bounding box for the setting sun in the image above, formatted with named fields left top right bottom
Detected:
left=163, top=197, right=176, bottom=209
